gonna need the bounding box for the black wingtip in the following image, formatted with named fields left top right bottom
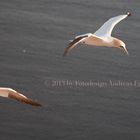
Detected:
left=63, top=47, right=69, bottom=57
left=29, top=101, right=42, bottom=107
left=127, top=12, right=131, bottom=16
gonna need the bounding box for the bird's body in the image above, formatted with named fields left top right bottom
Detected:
left=63, top=12, right=131, bottom=56
left=0, top=87, right=41, bottom=106
left=82, top=35, right=111, bottom=47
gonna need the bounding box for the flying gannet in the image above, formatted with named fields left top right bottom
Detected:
left=63, top=12, right=131, bottom=56
left=0, top=87, right=41, bottom=106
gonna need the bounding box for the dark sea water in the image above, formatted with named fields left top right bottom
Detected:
left=0, top=0, right=140, bottom=140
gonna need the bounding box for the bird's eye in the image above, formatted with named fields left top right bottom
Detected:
left=120, top=46, right=123, bottom=48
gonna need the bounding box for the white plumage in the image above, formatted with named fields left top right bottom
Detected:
left=0, top=87, right=41, bottom=106
left=94, top=15, right=128, bottom=36
left=63, top=12, right=131, bottom=56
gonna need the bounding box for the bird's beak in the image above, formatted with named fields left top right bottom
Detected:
left=120, top=46, right=129, bottom=55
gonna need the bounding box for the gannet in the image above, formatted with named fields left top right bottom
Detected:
left=63, top=12, right=131, bottom=56
left=0, top=87, right=41, bottom=106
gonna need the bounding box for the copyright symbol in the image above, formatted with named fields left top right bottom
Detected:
left=44, top=80, right=51, bottom=87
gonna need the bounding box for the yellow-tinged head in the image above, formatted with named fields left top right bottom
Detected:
left=113, top=38, right=129, bottom=55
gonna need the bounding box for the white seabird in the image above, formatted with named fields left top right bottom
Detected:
left=0, top=87, right=41, bottom=106
left=63, top=12, right=131, bottom=56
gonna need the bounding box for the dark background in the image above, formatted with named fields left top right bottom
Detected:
left=0, top=0, right=140, bottom=140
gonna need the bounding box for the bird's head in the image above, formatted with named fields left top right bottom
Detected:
left=113, top=38, right=129, bottom=55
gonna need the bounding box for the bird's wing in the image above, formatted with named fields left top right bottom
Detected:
left=94, top=12, right=131, bottom=37
left=63, top=35, right=89, bottom=56
left=8, top=92, right=41, bottom=106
